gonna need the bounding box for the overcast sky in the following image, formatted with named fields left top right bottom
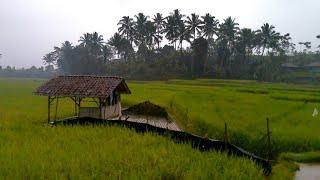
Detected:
left=0, top=0, right=319, bottom=68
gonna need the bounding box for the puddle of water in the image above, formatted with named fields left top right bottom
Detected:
left=295, top=163, right=320, bottom=180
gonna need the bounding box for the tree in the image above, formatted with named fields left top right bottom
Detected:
left=108, top=33, right=124, bottom=57
left=108, top=33, right=133, bottom=60
left=170, top=9, right=185, bottom=49
left=45, top=65, right=55, bottom=72
left=201, top=13, right=219, bottom=39
left=134, top=13, right=149, bottom=46
left=256, top=23, right=280, bottom=56
left=118, top=16, right=134, bottom=45
left=277, top=33, right=293, bottom=55
left=216, top=17, right=239, bottom=68
left=178, top=23, right=192, bottom=52
left=91, top=32, right=104, bottom=55
left=145, top=21, right=162, bottom=50
left=102, top=45, right=113, bottom=63
left=236, top=28, right=256, bottom=60
left=163, top=15, right=179, bottom=49
left=298, top=42, right=311, bottom=53
left=317, top=35, right=320, bottom=51
left=192, top=37, right=208, bottom=77
left=54, top=41, right=75, bottom=74
left=186, top=13, right=202, bottom=41
left=42, top=52, right=57, bottom=66
left=79, top=32, right=104, bottom=55
left=153, top=13, right=165, bottom=49
left=219, top=17, right=239, bottom=43
left=172, top=9, right=185, bottom=26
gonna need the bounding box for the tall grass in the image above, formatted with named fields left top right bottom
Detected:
left=123, top=79, right=320, bottom=157
left=0, top=78, right=263, bottom=179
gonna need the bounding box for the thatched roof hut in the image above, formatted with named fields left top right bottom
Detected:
left=35, top=75, right=131, bottom=123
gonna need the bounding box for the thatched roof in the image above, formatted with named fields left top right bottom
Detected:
left=35, top=75, right=131, bottom=98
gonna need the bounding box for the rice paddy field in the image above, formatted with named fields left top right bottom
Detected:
left=1, top=77, right=320, bottom=179
left=0, top=78, right=265, bottom=179
left=122, top=79, right=320, bottom=158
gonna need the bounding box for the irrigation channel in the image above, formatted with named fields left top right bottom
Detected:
left=295, top=163, right=320, bottom=180
left=52, top=116, right=272, bottom=175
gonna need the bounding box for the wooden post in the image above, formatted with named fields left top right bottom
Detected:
left=54, top=97, right=59, bottom=122
left=224, top=122, right=228, bottom=151
left=99, top=98, right=102, bottom=119
left=48, top=96, right=51, bottom=124
left=77, top=98, right=82, bottom=117
left=267, top=118, right=271, bottom=162
left=74, top=97, right=77, bottom=117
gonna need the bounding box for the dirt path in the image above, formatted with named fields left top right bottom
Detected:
left=295, top=163, right=320, bottom=180
left=114, top=115, right=181, bottom=131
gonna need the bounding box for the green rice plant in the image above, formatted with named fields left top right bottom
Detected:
left=121, top=79, right=320, bottom=156
left=0, top=78, right=264, bottom=179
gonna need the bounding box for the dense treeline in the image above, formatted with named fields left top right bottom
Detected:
left=0, top=65, right=55, bottom=78
left=38, top=10, right=320, bottom=81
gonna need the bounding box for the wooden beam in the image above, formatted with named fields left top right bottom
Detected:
left=77, top=98, right=82, bottom=117
left=224, top=122, right=228, bottom=151
left=267, top=118, right=271, bottom=162
left=99, top=98, right=102, bottom=119
left=74, top=98, right=77, bottom=117
left=73, top=97, right=77, bottom=117
left=54, top=97, right=59, bottom=122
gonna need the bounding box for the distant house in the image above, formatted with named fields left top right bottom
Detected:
left=304, top=62, right=320, bottom=73
left=34, top=75, right=131, bottom=123
left=281, top=62, right=299, bottom=71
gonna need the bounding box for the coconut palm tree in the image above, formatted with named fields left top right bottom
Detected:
left=172, top=9, right=184, bottom=25
left=117, top=16, right=134, bottom=45
left=277, top=33, right=292, bottom=55
left=168, top=9, right=185, bottom=49
left=102, top=45, right=113, bottom=63
left=91, top=32, right=104, bottom=54
left=108, top=33, right=124, bottom=57
left=163, top=15, right=179, bottom=49
left=134, top=13, right=149, bottom=46
left=177, top=23, right=192, bottom=52
left=79, top=33, right=92, bottom=47
left=186, top=13, right=203, bottom=41
left=153, top=13, right=165, bottom=49
left=173, top=10, right=185, bottom=44
left=219, top=17, right=239, bottom=41
left=145, top=21, right=162, bottom=49
left=216, top=17, right=239, bottom=68
left=218, top=16, right=240, bottom=56
left=54, top=41, right=74, bottom=74
left=79, top=32, right=104, bottom=55
left=256, top=23, right=280, bottom=56
left=237, top=28, right=257, bottom=57
left=201, top=13, right=219, bottom=39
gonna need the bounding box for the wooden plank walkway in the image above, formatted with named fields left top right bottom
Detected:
left=112, top=115, right=181, bottom=131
